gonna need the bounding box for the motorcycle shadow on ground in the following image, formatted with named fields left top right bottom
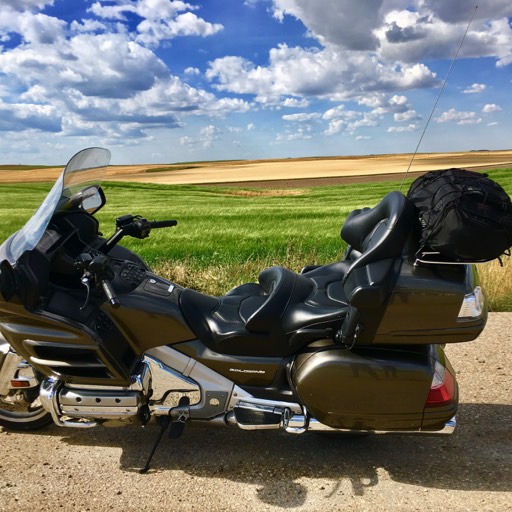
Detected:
left=35, top=401, right=511, bottom=507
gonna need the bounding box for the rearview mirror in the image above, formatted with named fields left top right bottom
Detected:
left=81, top=186, right=106, bottom=214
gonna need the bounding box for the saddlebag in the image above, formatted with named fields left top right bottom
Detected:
left=292, top=343, right=456, bottom=431
left=407, top=168, right=512, bottom=262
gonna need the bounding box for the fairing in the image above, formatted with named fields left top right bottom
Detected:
left=0, top=148, right=110, bottom=266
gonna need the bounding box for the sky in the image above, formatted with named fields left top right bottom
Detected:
left=0, top=0, right=511, bottom=165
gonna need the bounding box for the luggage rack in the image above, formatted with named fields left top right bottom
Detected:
left=414, top=251, right=487, bottom=266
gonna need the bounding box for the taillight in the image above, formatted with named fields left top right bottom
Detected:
left=425, top=360, right=456, bottom=407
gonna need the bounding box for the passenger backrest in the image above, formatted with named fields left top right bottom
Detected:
left=339, top=191, right=416, bottom=345
left=341, top=191, right=415, bottom=284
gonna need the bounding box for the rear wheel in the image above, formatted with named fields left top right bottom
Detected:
left=0, top=354, right=52, bottom=431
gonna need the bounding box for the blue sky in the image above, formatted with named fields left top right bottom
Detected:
left=0, top=0, right=511, bottom=164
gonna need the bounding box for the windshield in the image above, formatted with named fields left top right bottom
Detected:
left=0, top=148, right=111, bottom=266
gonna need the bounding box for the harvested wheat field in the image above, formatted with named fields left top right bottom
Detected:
left=0, top=150, right=511, bottom=185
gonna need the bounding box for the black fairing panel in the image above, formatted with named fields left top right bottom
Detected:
left=0, top=303, right=138, bottom=386
left=107, top=274, right=196, bottom=352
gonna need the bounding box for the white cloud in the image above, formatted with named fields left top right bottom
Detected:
left=70, top=18, right=108, bottom=34
left=90, top=0, right=223, bottom=46
left=184, top=67, right=200, bottom=75
left=282, top=112, right=321, bottom=122
left=286, top=127, right=313, bottom=141
left=482, top=104, right=502, bottom=113
left=200, top=124, right=222, bottom=138
left=270, top=1, right=512, bottom=72
left=0, top=99, right=61, bottom=132
left=0, top=9, right=66, bottom=44
left=0, top=33, right=168, bottom=100
left=394, top=109, right=420, bottom=122
left=2, top=0, right=55, bottom=10
left=463, top=83, right=486, bottom=94
left=0, top=0, right=250, bottom=142
left=387, top=124, right=417, bottom=132
left=136, top=11, right=223, bottom=45
left=376, top=5, right=512, bottom=66
left=324, top=119, right=345, bottom=136
left=272, top=0, right=383, bottom=51
left=180, top=135, right=196, bottom=147
left=435, top=108, right=482, bottom=125
left=323, top=105, right=346, bottom=121
left=426, top=1, right=512, bottom=23
left=282, top=97, right=310, bottom=108
left=207, top=45, right=437, bottom=104
left=199, top=124, right=222, bottom=149
left=214, top=1, right=482, bottom=105
left=1, top=1, right=511, bottom=161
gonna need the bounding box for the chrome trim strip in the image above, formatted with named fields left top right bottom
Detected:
left=286, top=414, right=457, bottom=435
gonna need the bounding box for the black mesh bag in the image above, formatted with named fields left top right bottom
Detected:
left=407, top=168, right=512, bottom=262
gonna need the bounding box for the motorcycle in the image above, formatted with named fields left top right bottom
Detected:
left=0, top=148, right=487, bottom=472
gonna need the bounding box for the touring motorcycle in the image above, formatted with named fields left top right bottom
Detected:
left=0, top=148, right=487, bottom=471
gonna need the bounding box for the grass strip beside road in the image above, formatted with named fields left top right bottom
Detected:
left=0, top=170, right=511, bottom=310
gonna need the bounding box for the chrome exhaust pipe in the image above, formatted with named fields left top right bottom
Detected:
left=284, top=413, right=457, bottom=436
left=229, top=401, right=457, bottom=436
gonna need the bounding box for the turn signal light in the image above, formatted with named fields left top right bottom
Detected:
left=10, top=379, right=31, bottom=388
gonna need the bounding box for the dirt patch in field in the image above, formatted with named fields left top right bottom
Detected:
left=0, top=150, right=511, bottom=185
left=220, top=188, right=306, bottom=196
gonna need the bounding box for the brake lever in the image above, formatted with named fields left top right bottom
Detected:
left=77, top=254, right=120, bottom=310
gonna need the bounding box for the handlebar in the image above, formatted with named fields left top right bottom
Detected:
left=103, top=215, right=177, bottom=253
left=79, top=215, right=178, bottom=306
left=148, top=219, right=178, bottom=229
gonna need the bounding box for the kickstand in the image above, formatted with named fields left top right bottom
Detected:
left=139, top=415, right=170, bottom=474
left=139, top=396, right=190, bottom=474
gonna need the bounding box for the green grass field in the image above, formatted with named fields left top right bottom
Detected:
left=1, top=169, right=511, bottom=310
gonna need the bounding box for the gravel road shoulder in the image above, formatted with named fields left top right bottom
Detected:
left=1, top=313, right=511, bottom=512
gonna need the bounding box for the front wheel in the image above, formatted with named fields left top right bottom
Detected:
left=0, top=350, right=52, bottom=431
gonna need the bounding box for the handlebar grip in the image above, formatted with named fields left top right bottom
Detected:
left=101, top=279, right=120, bottom=309
left=149, top=219, right=177, bottom=229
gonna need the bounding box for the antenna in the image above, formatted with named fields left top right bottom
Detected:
left=399, top=5, right=479, bottom=191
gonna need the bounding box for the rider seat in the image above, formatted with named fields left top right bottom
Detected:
left=179, top=191, right=416, bottom=356
left=179, top=265, right=345, bottom=357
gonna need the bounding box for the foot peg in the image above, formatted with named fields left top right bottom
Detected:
left=139, top=396, right=190, bottom=473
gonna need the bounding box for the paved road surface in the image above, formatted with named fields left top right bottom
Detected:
left=1, top=313, right=511, bottom=512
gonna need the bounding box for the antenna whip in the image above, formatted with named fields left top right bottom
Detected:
left=399, top=5, right=479, bottom=190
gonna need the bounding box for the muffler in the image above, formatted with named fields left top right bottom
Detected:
left=229, top=401, right=456, bottom=436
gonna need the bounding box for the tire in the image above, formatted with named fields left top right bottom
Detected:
left=0, top=350, right=52, bottom=431
left=0, top=402, right=52, bottom=431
